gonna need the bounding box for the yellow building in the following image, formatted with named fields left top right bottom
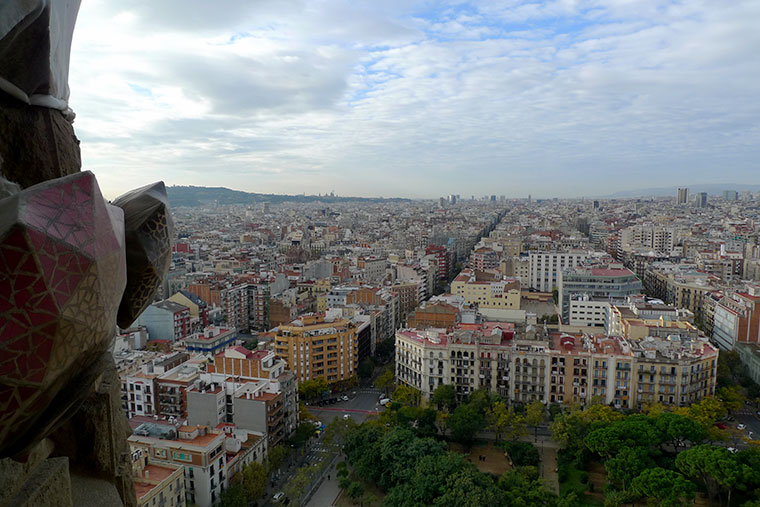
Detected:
left=451, top=268, right=521, bottom=310
left=621, top=318, right=699, bottom=341
left=275, top=314, right=358, bottom=384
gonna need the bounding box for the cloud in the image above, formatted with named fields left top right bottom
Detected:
left=68, top=0, right=760, bottom=199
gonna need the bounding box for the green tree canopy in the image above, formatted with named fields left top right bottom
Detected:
left=717, top=385, right=746, bottom=413
left=358, top=357, right=375, bottom=379
left=449, top=402, right=486, bottom=446
left=652, top=411, right=706, bottom=451
left=235, top=461, right=268, bottom=500
left=432, top=384, right=457, bottom=411
left=486, top=400, right=526, bottom=442
left=605, top=446, right=655, bottom=491
left=374, top=369, right=395, bottom=395
left=432, top=465, right=506, bottom=506
left=267, top=444, right=290, bottom=470
left=584, top=416, right=661, bottom=459
left=298, top=378, right=329, bottom=399
left=631, top=467, right=696, bottom=507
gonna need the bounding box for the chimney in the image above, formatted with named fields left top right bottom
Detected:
left=144, top=469, right=150, bottom=479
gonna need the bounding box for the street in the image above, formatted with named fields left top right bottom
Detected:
left=732, top=408, right=760, bottom=443
left=307, top=387, right=385, bottom=424
left=261, top=388, right=386, bottom=506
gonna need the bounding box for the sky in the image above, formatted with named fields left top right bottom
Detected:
left=68, top=0, right=760, bottom=200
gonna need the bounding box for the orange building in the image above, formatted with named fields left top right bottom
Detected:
left=275, top=314, right=357, bottom=384
left=407, top=302, right=458, bottom=330
left=207, top=347, right=285, bottom=380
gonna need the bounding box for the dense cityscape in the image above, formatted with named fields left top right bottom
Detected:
left=2, top=1, right=759, bottom=507
left=108, top=189, right=760, bottom=507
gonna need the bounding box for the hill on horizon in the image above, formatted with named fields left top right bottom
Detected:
left=166, top=185, right=413, bottom=207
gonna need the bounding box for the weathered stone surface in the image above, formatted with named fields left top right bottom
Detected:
left=51, top=355, right=137, bottom=507
left=0, top=456, right=72, bottom=507
left=70, top=474, right=124, bottom=507
left=0, top=94, right=80, bottom=188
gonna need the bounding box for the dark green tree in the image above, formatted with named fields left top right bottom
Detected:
left=358, top=357, right=375, bottom=379
left=433, top=465, right=506, bottom=506
left=347, top=481, right=365, bottom=501
left=652, top=411, right=706, bottom=451
left=219, top=485, right=247, bottom=507
left=631, top=467, right=696, bottom=507
left=605, top=447, right=654, bottom=491
left=448, top=402, right=486, bottom=446
left=432, top=384, right=457, bottom=411
left=505, top=441, right=540, bottom=467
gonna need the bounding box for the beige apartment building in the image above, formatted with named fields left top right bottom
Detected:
left=275, top=314, right=358, bottom=383
left=451, top=268, right=521, bottom=310
left=396, top=326, right=717, bottom=410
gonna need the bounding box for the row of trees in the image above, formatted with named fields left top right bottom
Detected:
left=219, top=444, right=291, bottom=507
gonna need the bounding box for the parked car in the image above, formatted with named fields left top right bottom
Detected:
left=737, top=424, right=746, bottom=430
left=379, top=397, right=391, bottom=405
left=341, top=395, right=349, bottom=401
left=715, top=422, right=728, bottom=430
left=273, top=492, right=285, bottom=502
left=728, top=447, right=738, bottom=454
left=343, top=414, right=351, bottom=420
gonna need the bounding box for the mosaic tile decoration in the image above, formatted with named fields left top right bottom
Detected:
left=0, top=171, right=126, bottom=455
left=112, top=181, right=174, bottom=329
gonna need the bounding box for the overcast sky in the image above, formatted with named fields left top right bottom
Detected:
left=69, top=0, right=760, bottom=200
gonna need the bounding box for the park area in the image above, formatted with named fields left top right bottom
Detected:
left=448, top=441, right=512, bottom=475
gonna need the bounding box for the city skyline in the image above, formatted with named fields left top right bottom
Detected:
left=69, top=1, right=760, bottom=199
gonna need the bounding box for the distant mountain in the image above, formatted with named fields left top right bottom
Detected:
left=166, top=185, right=411, bottom=207
left=604, top=183, right=760, bottom=199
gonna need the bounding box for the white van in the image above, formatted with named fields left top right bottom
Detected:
left=379, top=397, right=391, bottom=405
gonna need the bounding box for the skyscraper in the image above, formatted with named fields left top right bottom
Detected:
left=697, top=192, right=708, bottom=208
left=677, top=187, right=688, bottom=205
left=724, top=190, right=738, bottom=201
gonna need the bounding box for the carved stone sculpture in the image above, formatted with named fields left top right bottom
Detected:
left=113, top=182, right=175, bottom=329
left=0, top=171, right=126, bottom=457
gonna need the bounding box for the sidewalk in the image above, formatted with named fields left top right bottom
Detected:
left=305, top=460, right=341, bottom=507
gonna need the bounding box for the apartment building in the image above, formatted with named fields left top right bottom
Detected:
left=566, top=295, right=617, bottom=328
left=131, top=453, right=185, bottom=507
left=185, top=326, right=237, bottom=355
left=406, top=301, right=459, bottom=330
left=644, top=263, right=720, bottom=321
left=426, top=244, right=454, bottom=281
left=713, top=286, right=760, bottom=350
left=470, top=247, right=500, bottom=271
left=395, top=322, right=515, bottom=400
left=396, top=325, right=716, bottom=410
left=558, top=265, right=642, bottom=323
left=134, top=300, right=191, bottom=342
left=274, top=314, right=358, bottom=384
left=451, top=268, right=521, bottom=310
left=187, top=279, right=250, bottom=332
left=129, top=424, right=227, bottom=507
left=618, top=225, right=677, bottom=256
left=207, top=346, right=299, bottom=436
left=630, top=336, right=718, bottom=408
left=156, top=357, right=205, bottom=420
left=168, top=290, right=210, bottom=333
left=187, top=375, right=287, bottom=447
left=528, top=251, right=588, bottom=292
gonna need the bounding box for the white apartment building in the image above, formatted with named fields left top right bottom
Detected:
left=568, top=297, right=611, bottom=328
left=130, top=424, right=228, bottom=507
left=529, top=251, right=588, bottom=292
